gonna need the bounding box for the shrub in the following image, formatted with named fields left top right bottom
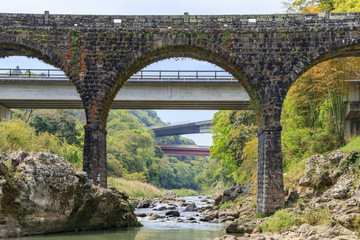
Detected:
left=258, top=209, right=303, bottom=232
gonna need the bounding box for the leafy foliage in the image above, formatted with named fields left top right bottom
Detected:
left=29, top=110, right=81, bottom=145
left=1, top=109, right=207, bottom=190
left=0, top=118, right=82, bottom=169
left=285, top=0, right=360, bottom=13
left=281, top=56, right=360, bottom=167
left=258, top=209, right=303, bottom=232
left=196, top=110, right=259, bottom=189
left=106, top=109, right=207, bottom=190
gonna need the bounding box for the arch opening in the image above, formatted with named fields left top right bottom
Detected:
left=103, top=45, right=261, bottom=126
left=0, top=42, right=83, bottom=110
left=281, top=53, right=360, bottom=187
left=103, top=46, right=261, bottom=194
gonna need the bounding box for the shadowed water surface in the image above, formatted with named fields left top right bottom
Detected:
left=13, top=196, right=225, bottom=240
left=13, top=227, right=224, bottom=240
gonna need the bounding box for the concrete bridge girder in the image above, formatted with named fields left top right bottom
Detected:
left=0, top=81, right=250, bottom=110
left=1, top=11, right=360, bottom=214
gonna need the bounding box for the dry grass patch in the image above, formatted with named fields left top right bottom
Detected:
left=109, top=177, right=165, bottom=199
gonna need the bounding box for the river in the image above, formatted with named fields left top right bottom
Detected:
left=12, top=196, right=226, bottom=240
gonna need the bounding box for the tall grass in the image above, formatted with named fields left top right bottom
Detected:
left=109, top=177, right=165, bottom=199
left=342, top=136, right=360, bottom=152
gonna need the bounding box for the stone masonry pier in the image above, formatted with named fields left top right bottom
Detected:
left=0, top=11, right=359, bottom=214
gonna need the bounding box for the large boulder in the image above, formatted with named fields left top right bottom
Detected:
left=299, top=152, right=343, bottom=189
left=214, top=183, right=251, bottom=205
left=0, top=152, right=141, bottom=238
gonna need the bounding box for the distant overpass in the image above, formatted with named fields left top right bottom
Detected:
left=159, top=145, right=210, bottom=157
left=0, top=69, right=250, bottom=112
left=151, top=120, right=213, bottom=137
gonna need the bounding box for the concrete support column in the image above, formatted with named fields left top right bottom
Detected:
left=257, top=126, right=284, bottom=215
left=0, top=105, right=12, bottom=121
left=83, top=124, right=107, bottom=188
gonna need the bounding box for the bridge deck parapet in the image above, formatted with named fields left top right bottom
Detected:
left=0, top=12, right=359, bottom=29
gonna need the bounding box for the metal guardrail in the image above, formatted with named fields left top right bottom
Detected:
left=0, top=68, right=238, bottom=83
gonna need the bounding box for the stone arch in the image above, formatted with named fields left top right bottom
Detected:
left=0, top=39, right=86, bottom=120
left=0, top=40, right=66, bottom=73
left=102, top=44, right=261, bottom=126
left=289, top=39, right=360, bottom=94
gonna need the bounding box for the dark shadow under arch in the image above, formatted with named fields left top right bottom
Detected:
left=103, top=45, right=261, bottom=124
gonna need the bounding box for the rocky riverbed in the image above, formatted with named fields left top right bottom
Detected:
left=131, top=182, right=252, bottom=228
left=215, top=150, right=360, bottom=240
left=132, top=195, right=227, bottom=228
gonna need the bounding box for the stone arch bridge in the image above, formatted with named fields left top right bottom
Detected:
left=0, top=11, right=359, bottom=214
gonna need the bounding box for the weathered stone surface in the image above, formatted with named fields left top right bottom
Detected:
left=328, top=150, right=345, bottom=165
left=135, top=198, right=153, bottom=208
left=214, top=183, right=251, bottom=205
left=285, top=191, right=299, bottom=206
left=165, top=210, right=180, bottom=217
left=149, top=213, right=161, bottom=220
left=298, top=153, right=341, bottom=190
left=0, top=161, right=8, bottom=175
left=0, top=152, right=140, bottom=238
left=184, top=203, right=197, bottom=211
left=135, top=212, right=147, bottom=217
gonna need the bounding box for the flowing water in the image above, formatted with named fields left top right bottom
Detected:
left=13, top=196, right=225, bottom=240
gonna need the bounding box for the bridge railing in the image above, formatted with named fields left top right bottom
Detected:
left=0, top=68, right=67, bottom=79
left=0, top=68, right=238, bottom=83
left=131, top=70, right=236, bottom=82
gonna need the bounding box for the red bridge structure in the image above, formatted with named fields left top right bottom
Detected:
left=159, top=145, right=210, bottom=157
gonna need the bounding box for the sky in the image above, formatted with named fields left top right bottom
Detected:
left=0, top=0, right=286, bottom=145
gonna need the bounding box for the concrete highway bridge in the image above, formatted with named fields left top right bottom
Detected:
left=0, top=69, right=249, bottom=114
left=159, top=145, right=210, bottom=157
left=150, top=120, right=213, bottom=137
left=1, top=11, right=359, bottom=214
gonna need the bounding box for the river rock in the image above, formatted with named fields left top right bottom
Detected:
left=214, top=235, right=238, bottom=240
left=298, top=154, right=340, bottom=189
left=149, top=213, right=161, bottom=220
left=135, top=212, right=147, bottom=217
left=165, top=210, right=180, bottom=217
left=136, top=198, right=152, bottom=208
left=0, top=152, right=141, bottom=238
left=0, top=161, right=8, bottom=175
left=214, top=183, right=251, bottom=205
left=327, top=150, right=345, bottom=165
left=163, top=190, right=177, bottom=198
left=153, top=206, right=167, bottom=211
left=184, top=203, right=197, bottom=211
left=225, top=210, right=239, bottom=218
left=285, top=191, right=299, bottom=206
left=225, top=222, right=253, bottom=234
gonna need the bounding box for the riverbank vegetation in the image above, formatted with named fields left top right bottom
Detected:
left=0, top=109, right=209, bottom=192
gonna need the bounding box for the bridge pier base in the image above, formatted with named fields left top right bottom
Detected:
left=0, top=105, right=12, bottom=121
left=257, top=126, right=284, bottom=215
left=83, top=124, right=107, bottom=188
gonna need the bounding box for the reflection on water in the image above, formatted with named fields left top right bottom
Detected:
left=15, top=227, right=224, bottom=240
